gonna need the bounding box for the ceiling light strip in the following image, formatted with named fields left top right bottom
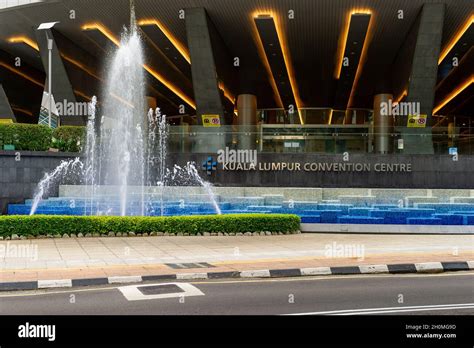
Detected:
left=347, top=11, right=373, bottom=108
left=251, top=13, right=284, bottom=109
left=335, top=9, right=372, bottom=80
left=138, top=19, right=191, bottom=64
left=253, top=12, right=303, bottom=124
left=0, top=61, right=44, bottom=87
left=8, top=35, right=103, bottom=81
left=82, top=23, right=196, bottom=110
left=433, top=76, right=474, bottom=114
left=438, top=15, right=474, bottom=65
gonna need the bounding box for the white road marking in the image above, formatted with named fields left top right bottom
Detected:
left=285, top=303, right=474, bottom=316
left=359, top=264, right=389, bottom=274
left=415, top=262, right=443, bottom=273
left=176, top=273, right=208, bottom=280
left=108, top=276, right=142, bottom=284
left=240, top=270, right=271, bottom=278
left=300, top=267, right=331, bottom=276
left=0, top=271, right=472, bottom=298
left=37, top=279, right=72, bottom=289
left=118, top=282, right=204, bottom=301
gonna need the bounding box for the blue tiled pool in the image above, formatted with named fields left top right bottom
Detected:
left=7, top=198, right=474, bottom=226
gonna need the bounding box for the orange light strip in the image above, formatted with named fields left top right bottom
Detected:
left=143, top=64, right=196, bottom=109
left=8, top=35, right=104, bottom=82
left=82, top=23, right=120, bottom=46
left=433, top=76, right=474, bottom=114
left=11, top=106, right=33, bottom=116
left=335, top=9, right=372, bottom=79
left=218, top=81, right=235, bottom=104
left=62, top=55, right=103, bottom=81
left=438, top=15, right=474, bottom=65
left=73, top=90, right=93, bottom=101
left=139, top=19, right=234, bottom=105
left=8, top=36, right=39, bottom=51
left=328, top=109, right=334, bottom=125
left=138, top=19, right=191, bottom=64
left=347, top=11, right=373, bottom=108
left=251, top=13, right=284, bottom=109
left=0, top=61, right=44, bottom=87
left=253, top=11, right=303, bottom=124
left=395, top=89, right=408, bottom=104
left=83, top=22, right=196, bottom=109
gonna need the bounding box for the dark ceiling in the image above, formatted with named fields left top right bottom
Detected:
left=0, top=0, right=472, bottom=116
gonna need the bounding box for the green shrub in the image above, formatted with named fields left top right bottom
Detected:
left=0, top=124, right=52, bottom=151
left=52, top=126, right=86, bottom=152
left=0, top=124, right=87, bottom=152
left=0, top=214, right=301, bottom=237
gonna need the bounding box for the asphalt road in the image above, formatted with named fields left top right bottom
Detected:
left=0, top=272, right=473, bottom=315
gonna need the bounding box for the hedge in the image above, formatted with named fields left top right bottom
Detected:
left=0, top=214, right=301, bottom=237
left=0, top=124, right=52, bottom=151
left=52, top=126, right=86, bottom=152
left=0, top=124, right=86, bottom=152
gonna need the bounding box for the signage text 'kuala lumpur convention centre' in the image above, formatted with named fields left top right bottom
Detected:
left=221, top=162, right=412, bottom=172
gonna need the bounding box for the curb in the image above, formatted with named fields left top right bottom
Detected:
left=1, top=260, right=473, bottom=292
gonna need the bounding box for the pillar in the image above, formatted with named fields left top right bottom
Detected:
left=401, top=3, right=445, bottom=154
left=0, top=84, right=15, bottom=122
left=373, top=93, right=394, bottom=154
left=448, top=122, right=455, bottom=148
left=236, top=94, right=257, bottom=150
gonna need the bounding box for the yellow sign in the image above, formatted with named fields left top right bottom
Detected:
left=407, top=114, right=427, bottom=128
left=0, top=118, right=13, bottom=124
left=202, top=114, right=221, bottom=127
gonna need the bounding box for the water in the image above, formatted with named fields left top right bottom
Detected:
left=100, top=22, right=146, bottom=216
left=29, top=158, right=82, bottom=215
left=27, top=9, right=221, bottom=217
left=83, top=96, right=97, bottom=216
left=185, top=163, right=222, bottom=215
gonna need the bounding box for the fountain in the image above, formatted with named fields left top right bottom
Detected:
left=27, top=5, right=222, bottom=217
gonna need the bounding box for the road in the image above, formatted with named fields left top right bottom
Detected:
left=0, top=272, right=473, bottom=315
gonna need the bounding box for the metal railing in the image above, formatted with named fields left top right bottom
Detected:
left=166, top=124, right=474, bottom=155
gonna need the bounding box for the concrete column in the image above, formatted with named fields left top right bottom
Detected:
left=236, top=94, right=257, bottom=149
left=401, top=3, right=445, bottom=154
left=373, top=94, right=394, bottom=154
left=448, top=122, right=455, bottom=148
left=185, top=8, right=225, bottom=124
left=0, top=84, right=15, bottom=122
left=185, top=8, right=228, bottom=153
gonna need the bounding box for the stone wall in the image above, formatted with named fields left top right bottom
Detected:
left=0, top=151, right=80, bottom=214
left=1, top=150, right=473, bottom=214
left=177, top=153, right=474, bottom=189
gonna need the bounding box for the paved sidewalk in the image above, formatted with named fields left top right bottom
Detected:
left=1, top=234, right=473, bottom=283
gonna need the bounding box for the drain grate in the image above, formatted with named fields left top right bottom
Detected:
left=165, top=262, right=215, bottom=269
left=138, top=284, right=184, bottom=296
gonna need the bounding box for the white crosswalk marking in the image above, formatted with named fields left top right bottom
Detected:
left=118, top=282, right=204, bottom=301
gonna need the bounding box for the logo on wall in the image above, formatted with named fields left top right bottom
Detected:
left=202, top=156, right=218, bottom=175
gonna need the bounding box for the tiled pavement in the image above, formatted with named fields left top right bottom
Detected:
left=1, top=234, right=473, bottom=283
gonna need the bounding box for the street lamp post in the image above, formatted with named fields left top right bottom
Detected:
left=37, top=21, right=59, bottom=128
left=47, top=36, right=52, bottom=128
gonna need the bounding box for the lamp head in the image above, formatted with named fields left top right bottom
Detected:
left=37, top=21, right=60, bottom=30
